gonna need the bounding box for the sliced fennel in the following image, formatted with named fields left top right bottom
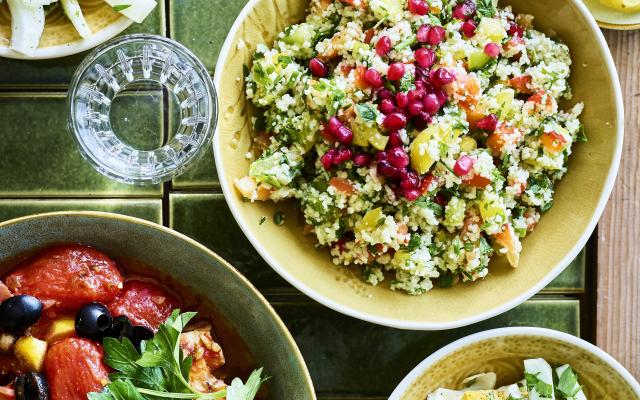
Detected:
left=6, top=0, right=45, bottom=56
left=103, top=0, right=157, bottom=23
left=60, top=0, right=91, bottom=38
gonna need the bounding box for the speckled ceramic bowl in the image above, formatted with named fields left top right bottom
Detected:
left=214, top=0, right=623, bottom=330
left=390, top=327, right=640, bottom=399
left=0, top=211, right=316, bottom=400
left=0, top=0, right=133, bottom=59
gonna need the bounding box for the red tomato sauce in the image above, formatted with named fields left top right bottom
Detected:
left=0, top=244, right=267, bottom=399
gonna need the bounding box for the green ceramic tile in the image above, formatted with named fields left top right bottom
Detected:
left=0, top=199, right=162, bottom=224
left=169, top=0, right=249, bottom=73
left=0, top=93, right=162, bottom=197
left=274, top=298, right=580, bottom=397
left=0, top=6, right=165, bottom=89
left=168, top=0, right=250, bottom=188
left=169, top=192, right=288, bottom=287
left=543, top=249, right=586, bottom=292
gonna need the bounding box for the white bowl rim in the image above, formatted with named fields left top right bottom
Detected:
left=389, top=327, right=640, bottom=399
left=0, top=16, right=133, bottom=60
left=213, top=0, right=625, bottom=330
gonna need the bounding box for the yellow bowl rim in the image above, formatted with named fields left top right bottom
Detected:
left=388, top=327, right=640, bottom=399
left=212, top=0, right=625, bottom=330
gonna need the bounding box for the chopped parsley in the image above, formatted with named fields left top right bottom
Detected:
left=476, top=0, right=497, bottom=18
left=525, top=371, right=554, bottom=398
left=273, top=211, right=285, bottom=225
left=259, top=216, right=267, bottom=225
left=112, top=4, right=131, bottom=12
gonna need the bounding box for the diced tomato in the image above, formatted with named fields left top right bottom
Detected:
left=464, top=174, right=492, bottom=188
left=508, top=75, right=533, bottom=94
left=461, top=105, right=485, bottom=130
left=364, top=28, right=375, bottom=44
left=44, top=337, right=110, bottom=400
left=486, top=124, right=517, bottom=156
left=503, top=37, right=524, bottom=55
left=340, top=64, right=355, bottom=76
left=354, top=65, right=369, bottom=89
left=4, top=245, right=123, bottom=311
left=540, top=130, right=566, bottom=153
left=107, top=280, right=181, bottom=331
left=451, top=73, right=480, bottom=108
left=0, top=386, right=14, bottom=400
left=329, top=177, right=355, bottom=195
left=0, top=281, right=11, bottom=302
left=527, top=90, right=556, bottom=111
left=419, top=174, right=437, bottom=194
left=339, top=0, right=367, bottom=9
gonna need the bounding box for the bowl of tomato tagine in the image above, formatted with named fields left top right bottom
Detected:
left=0, top=211, right=315, bottom=400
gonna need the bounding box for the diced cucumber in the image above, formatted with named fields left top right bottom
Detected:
left=357, top=208, right=384, bottom=232
left=495, top=88, right=515, bottom=119
left=369, top=0, right=404, bottom=22
left=477, top=17, right=507, bottom=43
left=468, top=49, right=491, bottom=71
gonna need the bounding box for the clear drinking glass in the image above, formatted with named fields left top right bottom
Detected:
left=67, top=34, right=217, bottom=185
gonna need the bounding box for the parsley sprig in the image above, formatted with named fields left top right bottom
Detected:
left=88, top=310, right=267, bottom=400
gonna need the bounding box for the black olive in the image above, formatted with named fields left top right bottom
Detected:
left=107, top=315, right=133, bottom=340
left=129, top=325, right=154, bottom=352
left=15, top=371, right=49, bottom=400
left=75, top=302, right=112, bottom=341
left=0, top=295, right=43, bottom=334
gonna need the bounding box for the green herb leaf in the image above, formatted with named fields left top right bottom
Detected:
left=414, top=197, right=444, bottom=216
left=356, top=103, right=378, bottom=123
left=112, top=4, right=131, bottom=12
left=576, top=123, right=588, bottom=143
left=557, top=366, right=582, bottom=399
left=476, top=0, right=497, bottom=18
left=525, top=372, right=554, bottom=398
left=259, top=216, right=267, bottom=225
left=227, top=368, right=268, bottom=400
left=398, top=71, right=415, bottom=92
left=273, top=211, right=285, bottom=225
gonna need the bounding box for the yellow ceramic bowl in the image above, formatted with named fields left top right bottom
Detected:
left=582, top=0, right=640, bottom=30
left=0, top=0, right=132, bottom=59
left=389, top=327, right=640, bottom=399
left=214, top=0, right=623, bottom=329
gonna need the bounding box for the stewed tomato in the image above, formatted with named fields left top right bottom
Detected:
left=107, top=280, right=181, bottom=331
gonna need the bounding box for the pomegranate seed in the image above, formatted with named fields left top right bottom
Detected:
left=452, top=0, right=476, bottom=19
left=328, top=116, right=342, bottom=134
left=364, top=68, right=384, bottom=88
left=404, top=188, right=422, bottom=201
left=427, top=26, right=446, bottom=46
left=430, top=67, right=454, bottom=87
left=321, top=149, right=336, bottom=170
left=408, top=0, right=429, bottom=15
left=422, top=93, right=440, bottom=114
left=418, top=111, right=432, bottom=124
left=453, top=155, right=475, bottom=176
left=379, top=99, right=396, bottom=115
left=434, top=192, right=447, bottom=205
left=401, top=171, right=420, bottom=189
left=417, top=25, right=430, bottom=43
left=414, top=48, right=436, bottom=68
left=387, top=63, right=406, bottom=81
left=353, top=153, right=372, bottom=166
left=408, top=100, right=424, bottom=116
left=388, top=131, right=403, bottom=148
left=383, top=113, right=408, bottom=131
left=484, top=43, right=500, bottom=58
left=407, top=88, right=424, bottom=102
left=388, top=147, right=410, bottom=168
left=508, top=22, right=524, bottom=37
left=375, top=151, right=388, bottom=161
left=376, top=36, right=392, bottom=56
left=377, top=160, right=397, bottom=177
left=377, top=88, right=393, bottom=100
left=335, top=125, right=354, bottom=144
left=476, top=114, right=498, bottom=131
left=462, top=19, right=477, bottom=38
left=334, top=147, right=353, bottom=164
left=309, top=58, right=328, bottom=78
left=396, top=92, right=409, bottom=109
left=434, top=89, right=448, bottom=106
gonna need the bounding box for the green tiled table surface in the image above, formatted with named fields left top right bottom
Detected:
left=0, top=1, right=595, bottom=398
